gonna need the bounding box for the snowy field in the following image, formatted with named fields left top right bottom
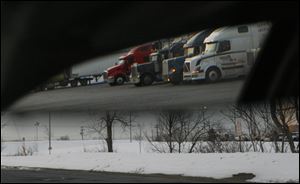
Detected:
left=1, top=140, right=299, bottom=183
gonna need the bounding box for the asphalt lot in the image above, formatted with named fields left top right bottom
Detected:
left=7, top=79, right=244, bottom=113
left=1, top=167, right=254, bottom=183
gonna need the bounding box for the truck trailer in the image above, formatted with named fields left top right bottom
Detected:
left=36, top=51, right=125, bottom=91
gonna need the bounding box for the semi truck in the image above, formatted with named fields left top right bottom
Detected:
left=162, top=29, right=213, bottom=84
left=36, top=51, right=125, bottom=90
left=130, top=40, right=185, bottom=86
left=183, top=22, right=271, bottom=82
left=103, top=43, right=155, bottom=86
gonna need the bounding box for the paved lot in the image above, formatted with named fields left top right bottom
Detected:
left=7, top=79, right=244, bottom=113
left=1, top=167, right=254, bottom=183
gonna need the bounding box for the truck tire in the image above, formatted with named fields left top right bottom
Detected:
left=134, top=82, right=142, bottom=87
left=46, top=85, right=55, bottom=90
left=109, top=82, right=116, bottom=86
left=115, top=76, right=125, bottom=85
left=171, top=79, right=180, bottom=85
left=59, top=81, right=69, bottom=87
left=170, top=71, right=183, bottom=85
left=141, top=74, right=153, bottom=86
left=206, top=68, right=221, bottom=82
left=80, top=79, right=88, bottom=86
left=70, top=80, right=78, bottom=87
left=35, top=85, right=45, bottom=92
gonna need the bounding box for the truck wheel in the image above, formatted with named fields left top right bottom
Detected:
left=171, top=79, right=180, bottom=85
left=71, top=80, right=78, bottom=87
left=115, top=76, right=124, bottom=85
left=109, top=82, right=116, bottom=86
left=59, top=81, right=68, bottom=86
left=170, top=72, right=183, bottom=85
left=134, top=82, right=142, bottom=87
left=46, top=85, right=55, bottom=90
left=34, top=85, right=46, bottom=92
left=206, top=68, right=221, bottom=82
left=142, top=74, right=153, bottom=86
left=80, top=79, right=88, bottom=86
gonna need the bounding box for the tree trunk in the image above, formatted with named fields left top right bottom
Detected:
left=168, top=122, right=173, bottom=153
left=259, top=140, right=264, bottom=152
left=281, top=139, right=285, bottom=152
left=106, top=122, right=113, bottom=152
left=189, top=142, right=196, bottom=153
left=284, top=127, right=296, bottom=153
left=273, top=132, right=280, bottom=153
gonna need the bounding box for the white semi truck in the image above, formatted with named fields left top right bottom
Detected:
left=183, top=22, right=271, bottom=82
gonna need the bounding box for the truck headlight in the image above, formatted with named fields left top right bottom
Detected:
left=170, top=68, right=176, bottom=73
left=193, top=66, right=202, bottom=73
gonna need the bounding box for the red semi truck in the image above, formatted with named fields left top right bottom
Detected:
left=103, top=43, right=155, bottom=86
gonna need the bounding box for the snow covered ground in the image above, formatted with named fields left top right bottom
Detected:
left=1, top=140, right=299, bottom=183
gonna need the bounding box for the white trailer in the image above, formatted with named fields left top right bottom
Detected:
left=183, top=22, right=271, bottom=82
left=38, top=51, right=127, bottom=90
left=70, top=51, right=126, bottom=86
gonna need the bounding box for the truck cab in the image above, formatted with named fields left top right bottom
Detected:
left=162, top=29, right=212, bottom=84
left=103, top=43, right=154, bottom=86
left=183, top=22, right=271, bottom=82
left=130, top=41, right=184, bottom=86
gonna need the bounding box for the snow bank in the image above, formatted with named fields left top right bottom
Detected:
left=1, top=140, right=299, bottom=183
left=1, top=152, right=298, bottom=183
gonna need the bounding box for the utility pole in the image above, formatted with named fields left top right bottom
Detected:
left=80, top=126, right=85, bottom=152
left=34, top=122, right=40, bottom=141
left=129, top=112, right=132, bottom=143
left=202, top=106, right=207, bottom=120
left=155, top=124, right=159, bottom=141
left=139, top=124, right=142, bottom=154
left=80, top=126, right=84, bottom=141
left=48, top=112, right=52, bottom=155
left=34, top=121, right=40, bottom=151
left=151, top=129, right=154, bottom=141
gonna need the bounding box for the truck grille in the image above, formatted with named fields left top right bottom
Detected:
left=162, top=60, right=168, bottom=75
left=183, top=62, right=190, bottom=72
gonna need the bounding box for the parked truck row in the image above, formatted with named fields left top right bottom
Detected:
left=36, top=22, right=271, bottom=91
left=103, top=22, right=271, bottom=87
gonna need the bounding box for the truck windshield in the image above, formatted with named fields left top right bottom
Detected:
left=118, top=60, right=125, bottom=65
left=185, top=47, right=195, bottom=57
left=204, top=42, right=218, bottom=54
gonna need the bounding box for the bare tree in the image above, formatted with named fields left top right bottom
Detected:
left=146, top=110, right=209, bottom=153
left=270, top=98, right=298, bottom=153
left=172, top=111, right=192, bottom=153
left=1, top=112, right=7, bottom=152
left=156, top=111, right=180, bottom=153
left=1, top=123, right=6, bottom=152
left=222, top=104, right=268, bottom=152
left=86, top=111, right=128, bottom=152
left=255, top=103, right=281, bottom=152
left=186, top=112, right=210, bottom=153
